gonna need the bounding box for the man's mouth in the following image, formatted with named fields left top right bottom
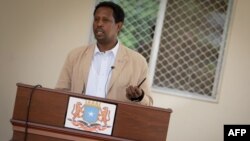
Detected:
left=96, top=31, right=104, bottom=35
left=95, top=29, right=104, bottom=36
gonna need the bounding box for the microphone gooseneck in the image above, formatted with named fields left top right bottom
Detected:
left=105, top=66, right=115, bottom=97
left=24, top=84, right=42, bottom=141
left=82, top=83, right=86, bottom=94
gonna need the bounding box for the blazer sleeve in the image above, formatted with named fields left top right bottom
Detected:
left=55, top=47, right=82, bottom=90
left=135, top=55, right=153, bottom=106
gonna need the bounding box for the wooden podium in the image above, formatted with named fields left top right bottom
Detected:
left=10, top=83, right=172, bottom=141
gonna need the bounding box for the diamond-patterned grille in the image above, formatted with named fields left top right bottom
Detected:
left=153, top=0, right=230, bottom=96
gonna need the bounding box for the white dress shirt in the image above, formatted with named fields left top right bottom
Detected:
left=86, top=41, right=119, bottom=98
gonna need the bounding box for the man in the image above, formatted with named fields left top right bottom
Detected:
left=56, top=1, right=153, bottom=106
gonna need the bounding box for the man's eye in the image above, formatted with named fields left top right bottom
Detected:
left=94, top=17, right=111, bottom=23
left=103, top=18, right=110, bottom=22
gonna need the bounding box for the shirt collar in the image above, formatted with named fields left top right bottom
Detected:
left=94, top=40, right=119, bottom=57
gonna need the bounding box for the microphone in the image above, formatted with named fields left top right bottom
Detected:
left=105, top=66, right=115, bottom=97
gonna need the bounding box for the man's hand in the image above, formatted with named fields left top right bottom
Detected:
left=126, top=85, right=144, bottom=102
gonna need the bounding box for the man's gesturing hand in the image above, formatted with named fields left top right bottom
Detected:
left=126, top=86, right=144, bottom=102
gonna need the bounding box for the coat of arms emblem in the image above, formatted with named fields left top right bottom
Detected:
left=65, top=97, right=116, bottom=135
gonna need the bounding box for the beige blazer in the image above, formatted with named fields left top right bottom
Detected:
left=56, top=44, right=153, bottom=106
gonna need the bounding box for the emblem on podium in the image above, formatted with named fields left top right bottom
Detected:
left=64, top=97, right=117, bottom=135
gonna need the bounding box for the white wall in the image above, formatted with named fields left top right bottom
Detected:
left=0, top=0, right=95, bottom=140
left=0, top=0, right=250, bottom=141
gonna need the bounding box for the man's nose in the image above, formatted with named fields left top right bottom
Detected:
left=96, top=20, right=103, bottom=27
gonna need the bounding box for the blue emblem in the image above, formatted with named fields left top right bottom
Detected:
left=83, top=105, right=100, bottom=124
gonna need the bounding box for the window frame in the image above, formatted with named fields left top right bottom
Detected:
left=149, top=0, right=234, bottom=102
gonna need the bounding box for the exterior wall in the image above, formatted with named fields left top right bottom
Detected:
left=0, top=0, right=95, bottom=140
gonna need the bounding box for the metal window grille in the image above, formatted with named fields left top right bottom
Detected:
left=153, top=0, right=232, bottom=100
left=96, top=0, right=233, bottom=101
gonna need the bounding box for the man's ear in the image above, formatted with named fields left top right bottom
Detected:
left=117, top=22, right=123, bottom=33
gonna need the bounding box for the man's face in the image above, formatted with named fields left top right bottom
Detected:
left=93, top=7, right=122, bottom=44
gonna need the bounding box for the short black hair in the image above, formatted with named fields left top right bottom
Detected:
left=94, top=1, right=125, bottom=23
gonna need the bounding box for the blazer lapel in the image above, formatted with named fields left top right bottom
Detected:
left=79, top=44, right=95, bottom=92
left=107, top=45, right=128, bottom=93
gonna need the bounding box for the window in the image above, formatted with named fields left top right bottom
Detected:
left=96, top=0, right=233, bottom=102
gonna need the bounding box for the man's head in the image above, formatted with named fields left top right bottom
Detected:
left=93, top=1, right=125, bottom=46
left=94, top=1, right=125, bottom=23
